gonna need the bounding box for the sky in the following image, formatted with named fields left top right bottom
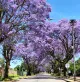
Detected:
left=47, top=0, right=80, bottom=22
left=1, top=0, right=80, bottom=68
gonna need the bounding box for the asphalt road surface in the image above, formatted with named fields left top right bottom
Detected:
left=17, top=72, right=66, bottom=82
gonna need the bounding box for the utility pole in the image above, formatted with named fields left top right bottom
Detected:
left=70, top=19, right=76, bottom=81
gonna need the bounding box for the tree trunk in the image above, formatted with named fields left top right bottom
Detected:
left=0, top=10, right=2, bottom=23
left=27, top=69, right=31, bottom=76
left=4, top=61, right=10, bottom=78
left=26, top=62, right=31, bottom=76
left=63, top=66, right=67, bottom=76
left=2, top=66, right=4, bottom=78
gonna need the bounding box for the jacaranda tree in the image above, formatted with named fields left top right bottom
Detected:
left=0, top=0, right=51, bottom=78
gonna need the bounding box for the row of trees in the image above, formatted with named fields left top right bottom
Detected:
left=0, top=0, right=51, bottom=79
left=0, top=0, right=80, bottom=79
left=14, top=61, right=39, bottom=76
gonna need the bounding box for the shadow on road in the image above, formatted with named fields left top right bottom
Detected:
left=17, top=73, right=67, bottom=82
left=24, top=75, right=66, bottom=81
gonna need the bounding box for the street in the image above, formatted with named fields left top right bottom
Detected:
left=17, top=72, right=66, bottom=82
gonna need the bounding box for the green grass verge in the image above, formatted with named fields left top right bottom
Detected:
left=0, top=75, right=20, bottom=81
left=0, top=74, right=29, bottom=81
left=0, top=76, right=2, bottom=80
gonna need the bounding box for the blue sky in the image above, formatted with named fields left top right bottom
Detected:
left=47, top=0, right=80, bottom=22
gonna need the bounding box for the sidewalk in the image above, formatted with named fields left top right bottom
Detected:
left=65, top=77, right=80, bottom=82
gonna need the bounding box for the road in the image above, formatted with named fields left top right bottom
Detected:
left=17, top=72, right=66, bottom=82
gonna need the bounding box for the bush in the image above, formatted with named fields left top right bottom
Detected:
left=76, top=68, right=80, bottom=76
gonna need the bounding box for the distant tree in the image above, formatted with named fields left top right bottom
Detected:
left=69, top=58, right=80, bottom=76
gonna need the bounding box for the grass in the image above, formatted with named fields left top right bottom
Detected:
left=9, top=75, right=20, bottom=80
left=0, top=74, right=33, bottom=81
left=0, top=74, right=20, bottom=81
left=0, top=76, right=2, bottom=81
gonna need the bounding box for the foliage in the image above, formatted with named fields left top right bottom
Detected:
left=69, top=58, right=80, bottom=76
left=0, top=58, right=5, bottom=67
left=0, top=0, right=51, bottom=78
left=0, top=0, right=51, bottom=43
left=1, top=0, right=80, bottom=78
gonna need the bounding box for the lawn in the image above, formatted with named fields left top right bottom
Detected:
left=0, top=74, right=20, bottom=81
left=0, top=74, right=31, bottom=81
